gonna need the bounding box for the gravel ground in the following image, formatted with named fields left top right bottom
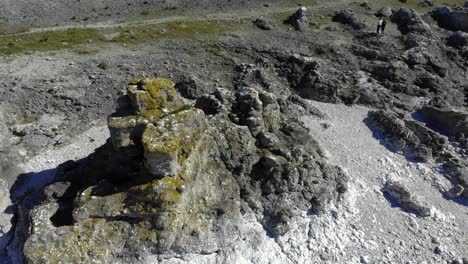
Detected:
left=12, top=123, right=109, bottom=199
left=299, top=101, right=468, bottom=263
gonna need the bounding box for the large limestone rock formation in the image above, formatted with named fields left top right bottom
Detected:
left=15, top=78, right=348, bottom=263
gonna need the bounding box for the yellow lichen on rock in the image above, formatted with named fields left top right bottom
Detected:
left=131, top=175, right=185, bottom=209
left=24, top=219, right=130, bottom=264
left=141, top=108, right=208, bottom=177
left=125, top=78, right=183, bottom=122
left=141, top=78, right=177, bottom=101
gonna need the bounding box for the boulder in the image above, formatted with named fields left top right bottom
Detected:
left=391, top=8, right=431, bottom=34
left=376, top=6, right=393, bottom=17
left=383, top=180, right=431, bottom=217
left=418, top=0, right=433, bottom=7
left=366, top=110, right=432, bottom=161
left=447, top=30, right=468, bottom=48
left=360, top=1, right=371, bottom=10
left=175, top=76, right=215, bottom=99
left=253, top=17, right=274, bottom=30
left=431, top=7, right=468, bottom=32
left=333, top=9, right=366, bottom=30
left=195, top=94, right=223, bottom=115
left=417, top=106, right=468, bottom=138
left=287, top=7, right=309, bottom=31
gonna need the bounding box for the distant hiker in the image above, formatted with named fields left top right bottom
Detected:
left=381, top=19, right=387, bottom=34
left=377, top=17, right=383, bottom=34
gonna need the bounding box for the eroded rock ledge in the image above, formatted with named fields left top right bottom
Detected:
left=14, top=78, right=348, bottom=263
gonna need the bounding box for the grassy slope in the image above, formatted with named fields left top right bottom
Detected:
left=0, top=0, right=465, bottom=56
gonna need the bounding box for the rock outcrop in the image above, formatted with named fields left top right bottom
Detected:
left=287, top=7, right=309, bottom=31
left=15, top=78, right=348, bottom=263
left=383, top=180, right=432, bottom=217
left=431, top=6, right=468, bottom=32
left=367, top=109, right=468, bottom=198
left=332, top=9, right=366, bottom=30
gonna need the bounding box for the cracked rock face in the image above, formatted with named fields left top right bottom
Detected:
left=16, top=78, right=348, bottom=263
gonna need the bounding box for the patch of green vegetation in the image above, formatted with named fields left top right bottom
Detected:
left=73, top=45, right=99, bottom=55
left=274, top=0, right=318, bottom=9
left=309, top=16, right=333, bottom=30
left=130, top=173, right=185, bottom=209
left=0, top=28, right=105, bottom=56
left=141, top=10, right=150, bottom=16
left=167, top=104, right=193, bottom=116
left=350, top=85, right=361, bottom=91
left=24, top=219, right=126, bottom=263
left=111, top=19, right=239, bottom=44
left=97, top=61, right=108, bottom=70
left=270, top=11, right=294, bottom=28
left=0, top=17, right=243, bottom=56
left=206, top=45, right=237, bottom=64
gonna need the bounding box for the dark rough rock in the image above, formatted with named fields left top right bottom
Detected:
left=195, top=93, right=223, bottom=115
left=418, top=0, right=433, bottom=7
left=383, top=180, right=432, bottom=217
left=368, top=109, right=468, bottom=197
left=287, top=7, right=309, bottom=31
left=431, top=7, right=468, bottom=32
left=447, top=31, right=468, bottom=48
left=434, top=245, right=443, bottom=254
left=175, top=76, right=215, bottom=99
left=417, top=106, right=468, bottom=139
left=413, top=72, right=444, bottom=92
left=446, top=184, right=465, bottom=198
left=274, top=53, right=357, bottom=104
left=360, top=1, right=371, bottom=10
left=367, top=110, right=433, bottom=162
left=390, top=8, right=431, bottom=35
left=375, top=7, right=393, bottom=17
left=254, top=17, right=274, bottom=30
left=333, top=9, right=366, bottom=30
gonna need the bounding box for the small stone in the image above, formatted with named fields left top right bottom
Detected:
left=434, top=246, right=443, bottom=255
left=418, top=0, right=433, bottom=7
left=360, top=256, right=370, bottom=264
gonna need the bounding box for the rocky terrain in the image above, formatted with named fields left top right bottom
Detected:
left=0, top=0, right=467, bottom=263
